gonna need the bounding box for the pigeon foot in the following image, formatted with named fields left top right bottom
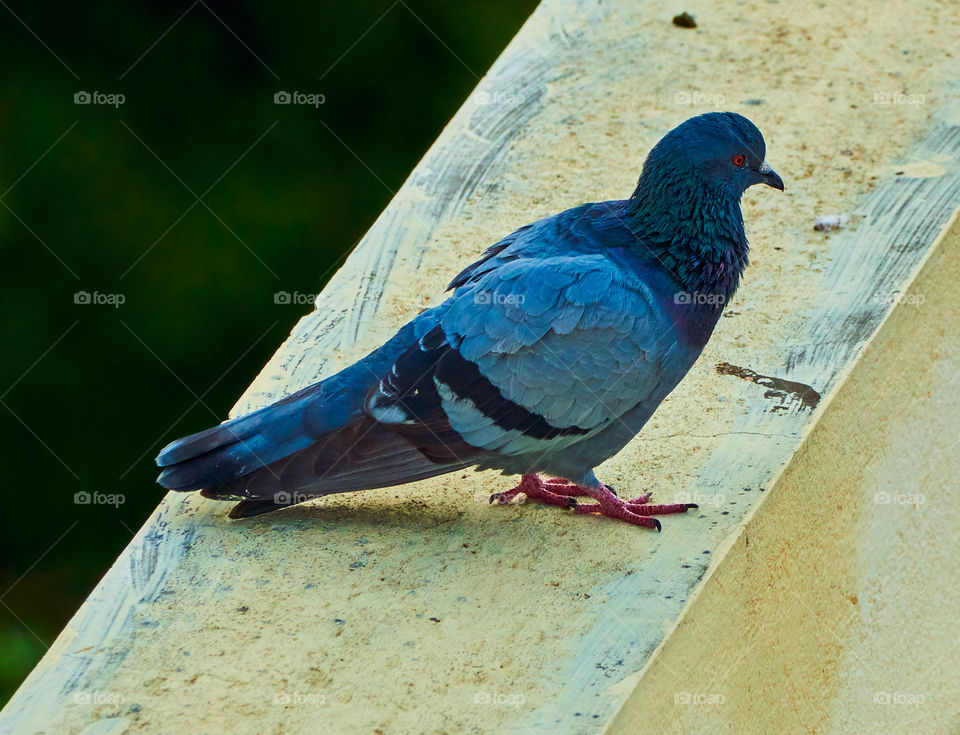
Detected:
left=489, top=474, right=589, bottom=508
left=490, top=474, right=697, bottom=530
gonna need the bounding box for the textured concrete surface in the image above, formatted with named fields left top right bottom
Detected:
left=608, top=213, right=960, bottom=735
left=2, top=0, right=959, bottom=733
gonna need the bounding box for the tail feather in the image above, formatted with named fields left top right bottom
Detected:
left=153, top=307, right=470, bottom=512
left=156, top=386, right=316, bottom=468
left=228, top=499, right=291, bottom=519
left=155, top=385, right=325, bottom=492
left=154, top=315, right=426, bottom=493
left=200, top=416, right=473, bottom=502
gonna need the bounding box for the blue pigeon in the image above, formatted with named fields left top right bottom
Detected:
left=156, top=112, right=783, bottom=529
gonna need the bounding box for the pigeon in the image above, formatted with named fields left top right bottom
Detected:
left=156, top=112, right=783, bottom=530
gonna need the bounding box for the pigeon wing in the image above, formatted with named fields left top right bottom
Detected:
left=367, top=254, right=678, bottom=459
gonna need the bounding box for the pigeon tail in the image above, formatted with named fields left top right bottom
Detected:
left=155, top=381, right=342, bottom=492
left=156, top=314, right=435, bottom=493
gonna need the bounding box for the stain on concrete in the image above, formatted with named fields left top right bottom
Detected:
left=715, top=362, right=821, bottom=410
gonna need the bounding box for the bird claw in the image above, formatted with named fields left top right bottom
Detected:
left=490, top=475, right=696, bottom=530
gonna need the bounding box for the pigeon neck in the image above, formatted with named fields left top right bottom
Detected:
left=623, top=176, right=750, bottom=303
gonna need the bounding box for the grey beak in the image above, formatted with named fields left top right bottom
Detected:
left=758, top=161, right=784, bottom=191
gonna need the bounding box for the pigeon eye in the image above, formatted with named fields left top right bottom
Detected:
left=732, top=154, right=746, bottom=167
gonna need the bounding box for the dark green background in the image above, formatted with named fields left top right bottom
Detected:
left=0, top=0, right=537, bottom=705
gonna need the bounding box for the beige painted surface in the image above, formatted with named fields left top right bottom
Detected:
left=1, top=0, right=959, bottom=733
left=609, top=214, right=960, bottom=735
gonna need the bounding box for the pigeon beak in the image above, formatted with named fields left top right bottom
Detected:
left=758, top=161, right=784, bottom=191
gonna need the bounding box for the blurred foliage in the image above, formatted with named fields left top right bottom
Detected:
left=0, top=0, right=537, bottom=705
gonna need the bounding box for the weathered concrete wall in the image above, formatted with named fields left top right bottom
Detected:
left=609, top=214, right=960, bottom=735
left=1, top=0, right=959, bottom=733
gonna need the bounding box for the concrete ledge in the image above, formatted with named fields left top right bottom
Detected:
left=2, top=0, right=959, bottom=733
left=609, top=213, right=960, bottom=734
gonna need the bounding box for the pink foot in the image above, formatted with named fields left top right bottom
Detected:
left=489, top=474, right=588, bottom=508
left=490, top=474, right=698, bottom=531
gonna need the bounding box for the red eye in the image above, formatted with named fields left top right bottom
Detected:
left=732, top=154, right=746, bottom=167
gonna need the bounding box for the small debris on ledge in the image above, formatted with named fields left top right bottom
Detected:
left=672, top=12, right=697, bottom=28
left=813, top=213, right=849, bottom=231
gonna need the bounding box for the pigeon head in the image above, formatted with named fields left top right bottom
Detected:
left=624, top=113, right=783, bottom=299
left=643, top=112, right=783, bottom=196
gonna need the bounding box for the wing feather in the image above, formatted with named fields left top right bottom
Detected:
left=368, top=253, right=679, bottom=459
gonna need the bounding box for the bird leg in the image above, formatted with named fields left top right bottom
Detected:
left=490, top=474, right=697, bottom=531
